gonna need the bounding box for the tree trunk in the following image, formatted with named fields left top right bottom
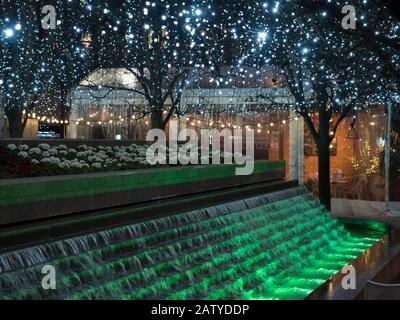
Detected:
left=151, top=109, right=165, bottom=130
left=317, top=135, right=331, bottom=210
left=5, top=108, right=24, bottom=138
left=317, top=108, right=332, bottom=210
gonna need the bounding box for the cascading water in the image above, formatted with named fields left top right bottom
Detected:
left=0, top=187, right=383, bottom=300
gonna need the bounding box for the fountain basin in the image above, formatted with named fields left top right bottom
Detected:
left=0, top=187, right=394, bottom=300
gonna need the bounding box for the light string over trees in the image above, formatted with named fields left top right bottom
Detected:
left=1, top=0, right=399, bottom=209
left=0, top=0, right=100, bottom=138
left=221, top=0, right=400, bottom=209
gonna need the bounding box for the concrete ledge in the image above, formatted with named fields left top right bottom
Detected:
left=332, top=198, right=400, bottom=218
left=0, top=160, right=285, bottom=227
left=307, top=227, right=400, bottom=300
left=0, top=180, right=298, bottom=252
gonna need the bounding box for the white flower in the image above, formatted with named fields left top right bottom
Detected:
left=18, top=144, right=29, bottom=151
left=38, top=143, right=50, bottom=150
left=7, top=144, right=17, bottom=151
left=96, top=150, right=107, bottom=158
left=78, top=145, right=87, bottom=151
left=17, top=151, right=28, bottom=158
left=88, top=156, right=104, bottom=163
left=77, top=151, right=87, bottom=158
left=56, top=144, right=68, bottom=150
left=49, top=157, right=61, bottom=166
left=59, top=162, right=70, bottom=169
left=29, top=147, right=41, bottom=155
left=71, top=162, right=82, bottom=169
left=7, top=143, right=153, bottom=173
left=41, top=158, right=52, bottom=164
left=48, top=148, right=58, bottom=156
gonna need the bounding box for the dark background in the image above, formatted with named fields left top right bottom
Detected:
left=385, top=0, right=400, bottom=18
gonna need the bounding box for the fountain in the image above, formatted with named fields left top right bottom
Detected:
left=0, top=187, right=385, bottom=300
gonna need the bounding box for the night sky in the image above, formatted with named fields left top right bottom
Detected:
left=108, top=0, right=400, bottom=20
left=385, top=1, right=400, bottom=18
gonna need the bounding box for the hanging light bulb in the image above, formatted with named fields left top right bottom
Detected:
left=81, top=33, right=92, bottom=48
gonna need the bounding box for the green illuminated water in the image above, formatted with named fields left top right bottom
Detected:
left=0, top=187, right=383, bottom=300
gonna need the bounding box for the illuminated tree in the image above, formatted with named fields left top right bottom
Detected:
left=99, top=0, right=220, bottom=129
left=225, top=0, right=399, bottom=208
left=0, top=0, right=97, bottom=137
left=1, top=1, right=45, bottom=137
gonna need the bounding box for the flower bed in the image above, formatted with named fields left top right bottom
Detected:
left=1, top=143, right=156, bottom=179
left=0, top=143, right=242, bottom=179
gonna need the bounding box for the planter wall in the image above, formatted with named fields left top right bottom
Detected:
left=0, top=160, right=285, bottom=226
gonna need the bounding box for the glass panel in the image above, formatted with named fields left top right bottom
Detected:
left=390, top=105, right=400, bottom=204
left=303, top=107, right=387, bottom=203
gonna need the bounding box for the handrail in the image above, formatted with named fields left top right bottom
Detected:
left=367, top=280, right=400, bottom=288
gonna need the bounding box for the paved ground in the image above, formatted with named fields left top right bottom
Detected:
left=332, top=198, right=400, bottom=229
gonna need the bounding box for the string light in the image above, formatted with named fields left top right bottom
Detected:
left=1, top=0, right=398, bottom=141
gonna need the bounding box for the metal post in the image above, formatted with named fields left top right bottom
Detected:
left=383, top=102, right=392, bottom=216
left=297, top=115, right=304, bottom=185
left=289, top=110, right=304, bottom=184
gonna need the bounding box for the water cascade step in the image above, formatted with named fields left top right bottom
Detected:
left=0, top=187, right=383, bottom=300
